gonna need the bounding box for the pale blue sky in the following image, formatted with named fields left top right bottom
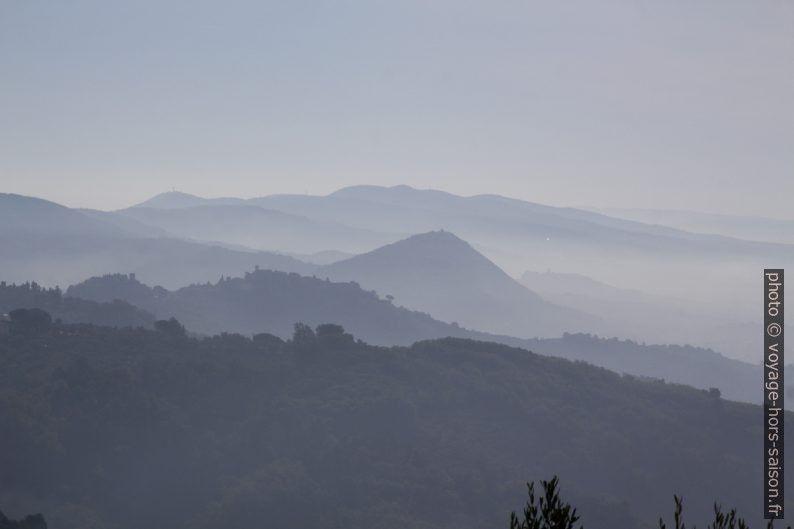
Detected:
left=1, top=0, right=792, bottom=214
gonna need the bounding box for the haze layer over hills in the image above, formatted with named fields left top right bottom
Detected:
left=58, top=271, right=780, bottom=406
left=3, top=0, right=790, bottom=524
left=122, top=186, right=793, bottom=347
left=0, top=186, right=793, bottom=360
left=1, top=185, right=791, bottom=527
left=595, top=207, right=794, bottom=245
left=3, top=187, right=788, bottom=362
left=518, top=270, right=757, bottom=362
left=117, top=204, right=400, bottom=254
left=318, top=231, right=601, bottom=338
left=0, top=193, right=312, bottom=289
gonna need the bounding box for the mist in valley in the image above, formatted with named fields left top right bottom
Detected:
left=2, top=0, right=793, bottom=527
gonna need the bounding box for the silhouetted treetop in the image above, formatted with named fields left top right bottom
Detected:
left=0, top=281, right=155, bottom=329
left=154, top=317, right=186, bottom=337
left=8, top=308, right=51, bottom=335
left=0, top=510, right=47, bottom=529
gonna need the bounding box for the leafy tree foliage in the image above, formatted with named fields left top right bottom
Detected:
left=509, top=477, right=581, bottom=529
left=316, top=323, right=356, bottom=350
left=252, top=332, right=285, bottom=352
left=656, top=495, right=791, bottom=529
left=508, top=481, right=792, bottom=529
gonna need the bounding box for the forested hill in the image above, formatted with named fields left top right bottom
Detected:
left=66, top=270, right=467, bottom=345
left=0, top=319, right=789, bottom=529
left=0, top=282, right=155, bottom=328
left=2, top=275, right=766, bottom=405
left=498, top=333, right=772, bottom=405
left=64, top=271, right=772, bottom=405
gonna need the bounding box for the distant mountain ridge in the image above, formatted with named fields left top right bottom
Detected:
left=131, top=186, right=710, bottom=248
left=128, top=185, right=794, bottom=299
left=125, top=185, right=794, bottom=361
left=319, top=230, right=602, bottom=338
left=4, top=188, right=791, bottom=365
left=0, top=193, right=129, bottom=237
left=517, top=269, right=758, bottom=360
left=116, top=204, right=401, bottom=254
left=134, top=191, right=248, bottom=209
left=594, top=207, right=794, bottom=245
left=132, top=185, right=785, bottom=249
left=0, top=193, right=314, bottom=289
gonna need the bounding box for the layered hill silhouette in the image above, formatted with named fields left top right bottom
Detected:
left=0, top=281, right=156, bottom=328
left=64, top=270, right=778, bottom=405
left=597, top=207, right=794, bottom=245
left=132, top=186, right=794, bottom=262
left=4, top=189, right=790, bottom=363
left=135, top=185, right=794, bottom=264
left=133, top=186, right=727, bottom=256
left=319, top=231, right=602, bottom=338
left=518, top=270, right=757, bottom=360
left=66, top=270, right=466, bottom=345
left=117, top=204, right=399, bottom=254
left=128, top=186, right=794, bottom=357
left=133, top=190, right=247, bottom=209
left=0, top=193, right=312, bottom=289
left=0, top=193, right=127, bottom=237
left=0, top=321, right=789, bottom=529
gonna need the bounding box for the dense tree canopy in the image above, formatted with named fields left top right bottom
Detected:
left=63, top=271, right=782, bottom=405
left=0, top=281, right=155, bottom=329
left=0, top=511, right=46, bottom=529
left=0, top=316, right=789, bottom=529
left=8, top=308, right=52, bottom=335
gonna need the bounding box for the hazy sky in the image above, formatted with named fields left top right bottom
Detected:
left=1, top=0, right=792, bottom=214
